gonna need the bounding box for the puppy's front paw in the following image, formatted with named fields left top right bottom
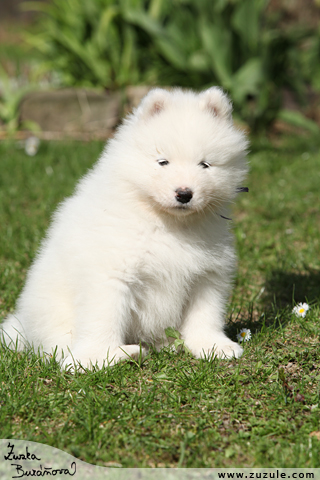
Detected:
left=185, top=337, right=243, bottom=360
left=212, top=340, right=243, bottom=359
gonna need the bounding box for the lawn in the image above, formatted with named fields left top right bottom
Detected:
left=0, top=135, right=319, bottom=467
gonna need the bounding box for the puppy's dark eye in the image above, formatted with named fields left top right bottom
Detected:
left=157, top=159, right=169, bottom=166
left=199, top=161, right=210, bottom=169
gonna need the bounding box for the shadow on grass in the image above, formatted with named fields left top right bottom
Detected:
left=227, top=267, right=320, bottom=337
left=263, top=267, right=320, bottom=308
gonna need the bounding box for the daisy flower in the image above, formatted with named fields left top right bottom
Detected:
left=237, top=328, right=252, bottom=343
left=292, top=302, right=309, bottom=318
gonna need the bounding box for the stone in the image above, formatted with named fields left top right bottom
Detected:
left=19, top=88, right=122, bottom=136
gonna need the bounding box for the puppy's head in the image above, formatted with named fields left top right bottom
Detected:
left=118, top=88, right=248, bottom=218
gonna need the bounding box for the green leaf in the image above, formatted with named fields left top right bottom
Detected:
left=278, top=367, right=286, bottom=382
left=93, top=6, right=120, bottom=51
left=188, top=51, right=210, bottom=72
left=231, top=58, right=264, bottom=103
left=123, top=8, right=163, bottom=37
left=153, top=372, right=170, bottom=380
left=232, top=0, right=267, bottom=52
left=255, top=360, right=263, bottom=370
left=199, top=19, right=232, bottom=87
left=155, top=37, right=187, bottom=70
left=20, top=120, right=42, bottom=133
left=173, top=339, right=184, bottom=348
left=173, top=338, right=191, bottom=354
left=165, top=327, right=181, bottom=340
left=225, top=447, right=235, bottom=458
left=148, top=0, right=168, bottom=20
left=278, top=109, right=320, bottom=135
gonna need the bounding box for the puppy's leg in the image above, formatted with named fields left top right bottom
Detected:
left=181, top=275, right=243, bottom=359
left=62, top=280, right=145, bottom=370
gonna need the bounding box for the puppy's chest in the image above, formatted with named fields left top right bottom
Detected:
left=127, top=229, right=213, bottom=323
left=137, top=227, right=210, bottom=279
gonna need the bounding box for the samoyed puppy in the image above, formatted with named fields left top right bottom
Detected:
left=1, top=87, right=248, bottom=369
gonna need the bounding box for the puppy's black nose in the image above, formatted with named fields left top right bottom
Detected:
left=175, top=187, right=193, bottom=204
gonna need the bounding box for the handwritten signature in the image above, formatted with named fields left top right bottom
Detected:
left=4, top=442, right=77, bottom=478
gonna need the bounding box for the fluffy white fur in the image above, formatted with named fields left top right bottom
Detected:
left=1, top=87, right=248, bottom=369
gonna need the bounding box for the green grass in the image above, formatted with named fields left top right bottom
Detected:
left=0, top=136, right=320, bottom=467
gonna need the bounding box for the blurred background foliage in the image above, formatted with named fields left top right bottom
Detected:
left=1, top=0, right=320, bottom=132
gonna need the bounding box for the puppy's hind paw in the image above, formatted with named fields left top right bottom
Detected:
left=60, top=344, right=147, bottom=372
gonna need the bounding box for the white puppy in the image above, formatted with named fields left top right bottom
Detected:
left=1, top=87, right=248, bottom=369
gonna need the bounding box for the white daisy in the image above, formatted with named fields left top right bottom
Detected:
left=237, top=328, right=252, bottom=343
left=292, top=302, right=309, bottom=318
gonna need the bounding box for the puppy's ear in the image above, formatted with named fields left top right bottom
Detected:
left=136, top=88, right=169, bottom=119
left=199, top=87, right=232, bottom=121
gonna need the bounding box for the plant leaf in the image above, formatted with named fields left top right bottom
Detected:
left=165, top=327, right=181, bottom=340
left=278, top=109, right=320, bottom=134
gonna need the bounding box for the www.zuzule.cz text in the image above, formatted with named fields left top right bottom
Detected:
left=218, top=472, right=314, bottom=479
